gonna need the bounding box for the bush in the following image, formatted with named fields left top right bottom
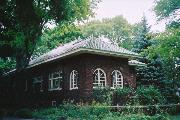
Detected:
left=33, top=103, right=111, bottom=120
left=104, top=113, right=170, bottom=120
left=114, top=87, right=134, bottom=105
left=136, top=86, right=165, bottom=105
left=134, top=86, right=165, bottom=115
left=115, top=87, right=133, bottom=97
left=32, top=103, right=170, bottom=120
left=92, top=87, right=113, bottom=104
left=14, top=108, right=33, bottom=118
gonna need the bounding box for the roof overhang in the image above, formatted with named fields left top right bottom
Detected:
left=128, top=60, right=146, bottom=67
left=28, top=48, right=140, bottom=68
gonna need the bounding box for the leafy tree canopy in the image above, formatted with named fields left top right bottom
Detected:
left=80, top=16, right=133, bottom=49
left=32, top=22, right=83, bottom=59
left=154, top=0, right=180, bottom=28
left=154, top=0, right=180, bottom=19
left=0, top=0, right=98, bottom=70
left=132, top=15, right=151, bottom=54
left=145, top=28, right=180, bottom=81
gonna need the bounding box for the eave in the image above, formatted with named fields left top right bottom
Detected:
left=28, top=48, right=140, bottom=68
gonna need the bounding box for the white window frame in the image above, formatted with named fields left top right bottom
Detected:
left=33, top=76, right=43, bottom=92
left=49, top=71, right=63, bottom=91
left=93, top=68, right=107, bottom=88
left=111, top=70, right=123, bottom=89
left=52, top=100, right=57, bottom=107
left=70, top=70, right=78, bottom=90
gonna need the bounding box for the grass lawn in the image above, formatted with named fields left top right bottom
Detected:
left=169, top=114, right=180, bottom=120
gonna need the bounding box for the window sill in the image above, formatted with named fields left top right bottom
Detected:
left=93, top=86, right=106, bottom=89
left=111, top=87, right=115, bottom=89
left=48, top=88, right=62, bottom=91
left=111, top=87, right=123, bottom=89
left=70, top=87, right=78, bottom=90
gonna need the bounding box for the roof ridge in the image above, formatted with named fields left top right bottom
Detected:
left=29, top=36, right=139, bottom=67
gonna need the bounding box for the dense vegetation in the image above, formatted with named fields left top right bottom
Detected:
left=31, top=86, right=173, bottom=120
left=0, top=0, right=99, bottom=70
left=0, top=0, right=180, bottom=119
left=32, top=104, right=170, bottom=120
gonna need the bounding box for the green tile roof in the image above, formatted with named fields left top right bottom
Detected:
left=28, top=37, right=140, bottom=67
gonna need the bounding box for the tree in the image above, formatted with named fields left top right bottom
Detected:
left=132, top=15, right=151, bottom=53
left=0, top=0, right=97, bottom=70
left=0, top=58, right=15, bottom=76
left=154, top=0, right=180, bottom=19
left=146, top=28, right=180, bottom=84
left=132, top=16, right=166, bottom=88
left=32, top=22, right=83, bottom=59
left=154, top=0, right=180, bottom=28
left=81, top=16, right=133, bottom=49
left=136, top=55, right=165, bottom=87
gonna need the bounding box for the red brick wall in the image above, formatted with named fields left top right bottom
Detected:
left=13, top=53, right=136, bottom=107
left=82, top=54, right=136, bottom=99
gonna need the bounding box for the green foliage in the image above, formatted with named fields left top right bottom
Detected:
left=32, top=23, right=83, bottom=58
left=154, top=0, right=180, bottom=19
left=135, top=86, right=165, bottom=105
left=32, top=103, right=170, bottom=120
left=121, top=86, right=166, bottom=115
left=81, top=15, right=134, bottom=50
left=14, top=108, right=33, bottom=118
left=132, top=15, right=151, bottom=53
left=0, top=58, right=16, bottom=75
left=145, top=28, right=180, bottom=89
left=92, top=87, right=113, bottom=104
left=0, top=0, right=97, bottom=69
left=103, top=113, right=170, bottom=120
left=33, top=103, right=110, bottom=120
left=136, top=55, right=165, bottom=87
left=115, top=87, right=133, bottom=97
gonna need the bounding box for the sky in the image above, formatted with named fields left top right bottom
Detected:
left=92, top=0, right=166, bottom=32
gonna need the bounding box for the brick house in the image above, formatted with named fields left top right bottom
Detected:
left=6, top=37, right=145, bottom=107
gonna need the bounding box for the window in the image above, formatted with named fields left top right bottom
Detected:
left=52, top=101, right=57, bottom=107
left=111, top=70, right=123, bottom=89
left=93, top=68, right=106, bottom=88
left=49, top=71, right=63, bottom=90
left=33, top=76, right=43, bottom=92
left=70, top=70, right=78, bottom=90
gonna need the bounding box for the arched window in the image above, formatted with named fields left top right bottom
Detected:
left=70, top=70, right=78, bottom=90
left=93, top=68, right=106, bottom=88
left=111, top=70, right=123, bottom=89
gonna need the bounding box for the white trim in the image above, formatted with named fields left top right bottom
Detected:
left=93, top=68, right=107, bottom=88
left=52, top=101, right=57, bottom=107
left=111, top=70, right=123, bottom=89
left=32, top=76, right=43, bottom=92
left=70, top=70, right=78, bottom=90
left=28, top=48, right=140, bottom=68
left=48, top=88, right=62, bottom=91
left=48, top=71, right=63, bottom=91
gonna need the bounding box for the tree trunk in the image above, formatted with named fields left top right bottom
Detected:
left=15, top=52, right=30, bottom=71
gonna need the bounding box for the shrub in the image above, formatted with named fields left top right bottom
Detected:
left=134, top=86, right=165, bottom=115
left=14, top=108, right=33, bottom=118
left=115, top=87, right=133, bottom=97
left=32, top=103, right=170, bottom=120
left=33, top=102, right=111, bottom=120
left=136, top=86, right=165, bottom=105
left=92, top=87, right=113, bottom=104
left=114, top=87, right=134, bottom=105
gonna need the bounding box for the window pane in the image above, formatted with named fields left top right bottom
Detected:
left=93, top=68, right=106, bottom=88
left=111, top=70, right=123, bottom=88
left=49, top=71, right=63, bottom=89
